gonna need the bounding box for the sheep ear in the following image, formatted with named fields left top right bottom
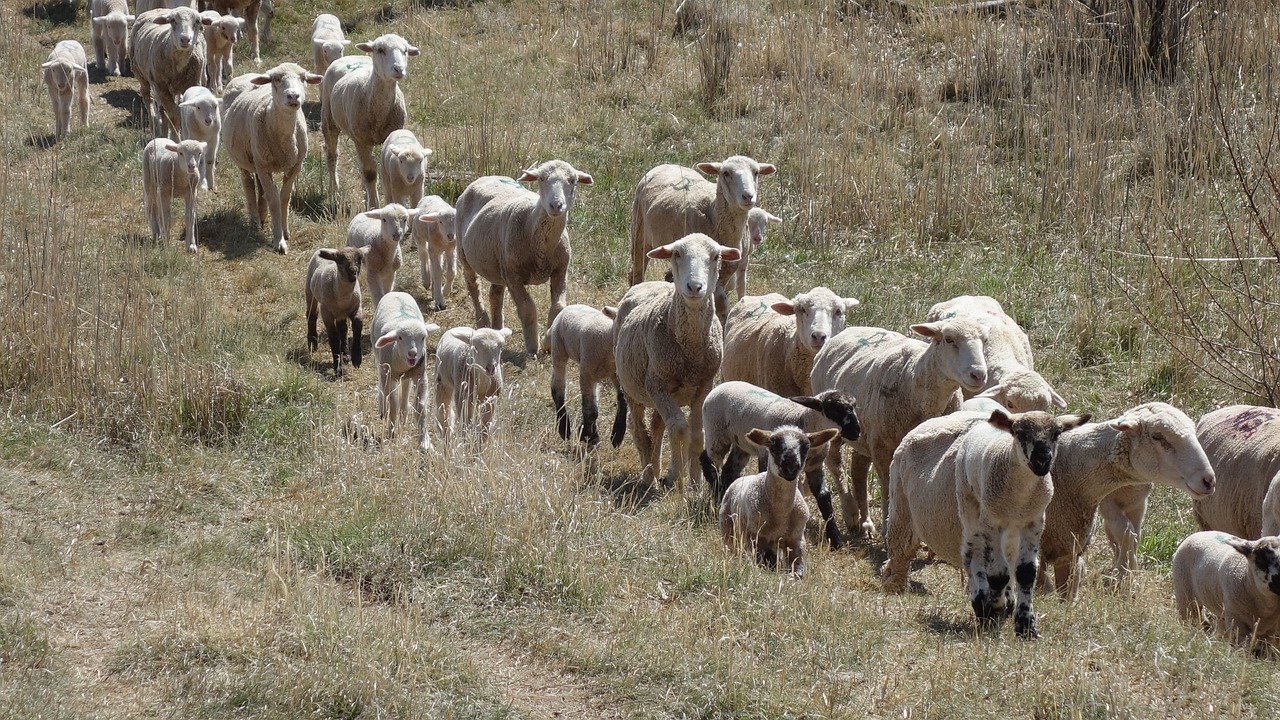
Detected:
left=974, top=384, right=1005, bottom=400
left=195, top=141, right=208, bottom=152
left=1108, top=417, right=1139, bottom=433
left=788, top=395, right=822, bottom=412
left=425, top=323, right=441, bottom=334
left=180, top=99, right=198, bottom=108
left=406, top=45, right=421, bottom=57
left=73, top=64, right=87, bottom=75
left=342, top=39, right=352, bottom=46
left=719, top=246, right=741, bottom=262
left=518, top=168, right=539, bottom=182
left=248, top=74, right=272, bottom=85
left=1225, top=536, right=1256, bottom=558
left=417, top=212, right=440, bottom=224
left=1057, top=414, right=1091, bottom=433
left=910, top=322, right=942, bottom=339
left=745, top=428, right=771, bottom=447
left=304, top=73, right=324, bottom=85
left=757, top=163, right=777, bottom=176
left=362, top=210, right=384, bottom=220
left=154, top=15, right=173, bottom=25
left=450, top=328, right=475, bottom=343
left=841, top=298, right=861, bottom=311
left=317, top=249, right=339, bottom=262
left=987, top=409, right=1014, bottom=432
left=808, top=428, right=840, bottom=447
left=1050, top=388, right=1068, bottom=409
left=236, top=18, right=246, bottom=29
left=765, top=211, right=782, bottom=224
left=600, top=306, right=618, bottom=319
left=771, top=301, right=796, bottom=316
left=374, top=332, right=399, bottom=348
left=356, top=41, right=374, bottom=52
left=92, top=17, right=105, bottom=27
left=40, top=61, right=55, bottom=70
left=163, top=141, right=180, bottom=153
left=125, top=14, right=134, bottom=22
left=422, top=148, right=434, bottom=159
left=498, top=328, right=513, bottom=340
left=696, top=162, right=721, bottom=176
left=576, top=172, right=594, bottom=185
left=647, top=244, right=674, bottom=260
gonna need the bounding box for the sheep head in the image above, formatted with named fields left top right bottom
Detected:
left=357, top=34, right=420, bottom=81
left=771, top=286, right=860, bottom=352
left=248, top=62, right=323, bottom=110
left=1109, top=403, right=1216, bottom=498
left=911, top=317, right=989, bottom=394
left=518, top=160, right=593, bottom=218
left=696, top=155, right=777, bottom=210
left=986, top=409, right=1090, bottom=478
left=648, top=233, right=740, bottom=305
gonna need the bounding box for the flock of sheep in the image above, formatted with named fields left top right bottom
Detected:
left=39, top=1, right=1280, bottom=651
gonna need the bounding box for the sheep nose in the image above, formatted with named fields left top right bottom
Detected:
left=548, top=200, right=565, bottom=215
left=407, top=351, right=419, bottom=366
left=392, top=65, right=406, bottom=79
left=811, top=331, right=828, bottom=348
left=685, top=281, right=704, bottom=297
left=1198, top=473, right=1216, bottom=495
left=485, top=363, right=497, bottom=376
left=968, top=368, right=987, bottom=388
left=741, top=192, right=756, bottom=207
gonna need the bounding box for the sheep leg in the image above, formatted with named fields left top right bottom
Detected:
left=327, top=318, right=346, bottom=376
left=824, top=438, right=858, bottom=537
left=846, top=451, right=875, bottom=539
left=804, top=466, right=843, bottom=550
left=579, top=377, right=600, bottom=447
left=426, top=248, right=445, bottom=310
left=397, top=370, right=413, bottom=442
left=487, top=284, right=507, bottom=333
left=322, top=122, right=340, bottom=200
left=626, top=401, right=656, bottom=487
left=444, top=249, right=458, bottom=297
left=1011, top=523, right=1044, bottom=639
left=305, top=296, right=319, bottom=353
left=546, top=266, right=568, bottom=353
left=205, top=143, right=217, bottom=192
left=644, top=385, right=686, bottom=491
left=434, top=376, right=453, bottom=446
left=142, top=165, right=159, bottom=242
left=479, top=396, right=497, bottom=443
left=244, top=2, right=262, bottom=64
left=256, top=169, right=289, bottom=254
left=349, top=313, right=362, bottom=369
left=183, top=189, right=198, bottom=253
left=158, top=196, right=172, bottom=244
left=356, top=143, right=379, bottom=211
left=628, top=227, right=649, bottom=286
left=239, top=169, right=260, bottom=230
left=719, top=447, right=751, bottom=491
left=377, top=362, right=392, bottom=419
left=781, top=536, right=804, bottom=577
left=277, top=163, right=300, bottom=253
left=550, top=349, right=572, bottom=441
left=459, top=255, right=491, bottom=327
left=76, top=71, right=88, bottom=129
left=881, top=483, right=916, bottom=593
left=963, top=523, right=1005, bottom=627
left=93, top=35, right=105, bottom=74
left=1099, top=485, right=1150, bottom=586
left=687, top=389, right=710, bottom=488
left=609, top=383, right=628, bottom=449
left=506, top=281, right=540, bottom=355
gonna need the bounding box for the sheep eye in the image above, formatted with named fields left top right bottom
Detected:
left=377, top=48, right=386, bottom=54
left=945, top=336, right=955, bottom=345
left=1151, top=432, right=1165, bottom=442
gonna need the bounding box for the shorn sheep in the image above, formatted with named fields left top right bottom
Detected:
left=1194, top=405, right=1280, bottom=539
left=90, top=0, right=133, bottom=78
left=130, top=6, right=211, bottom=139
left=371, top=292, right=440, bottom=452
left=456, top=160, right=594, bottom=355
left=719, top=425, right=840, bottom=578
left=311, top=14, right=349, bottom=76
left=321, top=34, right=420, bottom=210
left=178, top=86, right=220, bottom=191
left=614, top=233, right=740, bottom=491
left=41, top=40, right=89, bottom=141
left=412, top=195, right=457, bottom=311
left=1173, top=531, right=1280, bottom=650
left=345, top=203, right=412, bottom=310
left=305, top=246, right=367, bottom=377
left=200, top=10, right=244, bottom=94
left=435, top=326, right=513, bottom=444
left=141, top=138, right=206, bottom=251
left=379, top=129, right=431, bottom=208
left=221, top=62, right=322, bottom=254
left=547, top=304, right=627, bottom=448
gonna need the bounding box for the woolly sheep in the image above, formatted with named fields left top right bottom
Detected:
left=130, top=6, right=211, bottom=139
left=305, top=247, right=367, bottom=377
left=379, top=129, right=431, bottom=208
left=547, top=304, right=627, bottom=449
left=1194, top=405, right=1280, bottom=539
left=412, top=195, right=457, bottom=311
left=200, top=10, right=244, bottom=94
left=321, top=34, right=420, bottom=210
left=345, top=203, right=411, bottom=311
left=221, top=62, right=322, bottom=254
left=733, top=207, right=781, bottom=298
left=203, top=0, right=263, bottom=66
left=178, top=86, right=220, bottom=191
left=1173, top=531, right=1280, bottom=650
left=809, top=320, right=988, bottom=538
left=135, top=1, right=197, bottom=11
left=435, top=326, right=513, bottom=444
left=311, top=14, right=350, bottom=76
left=456, top=160, right=594, bottom=355
left=719, top=426, right=840, bottom=578
left=700, top=381, right=861, bottom=548
left=371, top=292, right=440, bottom=451
left=90, top=0, right=134, bottom=78
left=722, top=288, right=861, bottom=398
left=141, top=138, right=206, bottom=251
left=614, top=233, right=741, bottom=491
left=40, top=41, right=89, bottom=141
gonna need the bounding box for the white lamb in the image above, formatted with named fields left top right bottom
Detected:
left=434, top=326, right=513, bottom=444
left=345, top=203, right=412, bottom=310
left=1194, top=405, right=1280, bottom=539
left=455, top=160, right=594, bottom=355
left=371, top=292, right=440, bottom=452
left=130, top=6, right=211, bottom=139
left=379, top=129, right=431, bottom=208
left=178, top=86, right=220, bottom=191
left=203, top=0, right=263, bottom=66
left=41, top=41, right=89, bottom=141
left=199, top=10, right=244, bottom=94
left=141, top=138, right=206, bottom=251
left=311, top=14, right=350, bottom=76
left=734, top=207, right=781, bottom=298
left=90, top=0, right=133, bottom=78
left=412, top=195, right=457, bottom=311
left=547, top=304, right=627, bottom=449
left=305, top=246, right=367, bottom=377
left=1173, top=531, right=1280, bottom=650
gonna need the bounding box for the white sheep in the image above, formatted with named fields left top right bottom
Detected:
left=221, top=62, right=322, bottom=254
left=1173, top=531, right=1280, bottom=650
left=722, top=288, right=861, bottom=398
left=1194, top=405, right=1280, bottom=539
left=809, top=320, right=988, bottom=538
left=719, top=425, right=840, bottom=578
left=203, top=0, right=263, bottom=66
left=371, top=292, right=440, bottom=452
left=141, top=138, right=206, bottom=251
left=455, top=160, right=594, bottom=355
left=434, top=326, right=513, bottom=444
left=135, top=1, right=198, bottom=11
left=90, top=0, right=134, bottom=78
left=733, top=207, right=781, bottom=298
left=178, top=86, right=220, bottom=191
left=311, top=13, right=350, bottom=76
left=305, top=246, right=367, bottom=377
left=379, top=129, right=431, bottom=208
left=412, top=195, right=457, bottom=311
left=130, top=6, right=211, bottom=139
left=199, top=10, right=244, bottom=94
left=345, top=203, right=412, bottom=310
left=700, top=380, right=861, bottom=548
left=321, top=34, right=420, bottom=210
left=547, top=304, right=627, bottom=449
left=40, top=41, right=89, bottom=141
left=614, top=233, right=741, bottom=491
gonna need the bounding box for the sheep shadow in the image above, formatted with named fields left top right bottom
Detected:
left=290, top=185, right=336, bottom=224
left=918, top=609, right=982, bottom=639
left=101, top=88, right=145, bottom=130
left=23, top=1, right=76, bottom=25
left=195, top=208, right=274, bottom=260
left=24, top=133, right=58, bottom=150
left=598, top=471, right=662, bottom=512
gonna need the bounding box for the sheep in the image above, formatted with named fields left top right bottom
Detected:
left=379, top=129, right=431, bottom=208
left=203, top=1, right=263, bottom=67
left=135, top=1, right=197, bottom=11
left=809, top=319, right=988, bottom=539
left=221, top=62, right=322, bottom=254
left=199, top=10, right=244, bottom=94
left=311, top=14, right=350, bottom=76
left=721, top=287, right=861, bottom=399
left=412, top=195, right=457, bottom=311
left=719, top=426, right=841, bottom=578
left=141, top=138, right=206, bottom=251
left=1194, top=405, right=1280, bottom=539
left=40, top=41, right=89, bottom=141
left=371, top=292, right=440, bottom=452
left=884, top=409, right=1089, bottom=638
left=130, top=6, right=211, bottom=139
left=547, top=304, right=627, bottom=449
left=455, top=160, right=594, bottom=355
left=321, top=34, right=420, bottom=210
left=434, top=326, right=513, bottom=444
left=345, top=203, right=412, bottom=310
left=700, top=381, right=861, bottom=548
left=1173, top=531, right=1280, bottom=650
left=305, top=246, right=367, bottom=377
left=732, top=207, right=781, bottom=298
left=178, top=86, right=220, bottom=191
left=614, top=233, right=741, bottom=492
left=90, top=0, right=133, bottom=78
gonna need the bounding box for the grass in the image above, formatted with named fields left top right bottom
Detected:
left=1, top=0, right=1279, bottom=716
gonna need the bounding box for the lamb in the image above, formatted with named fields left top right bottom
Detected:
left=130, top=6, right=211, bottom=139
left=719, top=426, right=840, bottom=578
left=199, top=10, right=244, bottom=94
left=614, top=233, right=741, bottom=491
left=40, top=41, right=89, bottom=141
left=345, top=203, right=412, bottom=310
left=883, top=409, right=1089, bottom=638
left=1173, top=531, right=1280, bottom=650
left=434, top=326, right=513, bottom=444
left=808, top=319, right=988, bottom=538
left=90, top=0, right=133, bottom=78
left=221, top=62, right=322, bottom=254
left=733, top=207, right=781, bottom=298
left=203, top=1, right=263, bottom=67
left=722, top=287, right=861, bottom=398
left=455, top=160, right=594, bottom=355
left=412, top=195, right=457, bottom=311
left=305, top=246, right=367, bottom=377
left=547, top=304, right=627, bottom=449
left=141, top=138, right=206, bottom=251
left=321, top=34, right=420, bottom=210
left=700, top=381, right=861, bottom=548
left=370, top=292, right=440, bottom=452
left=178, top=86, right=220, bottom=191
left=379, top=129, right=431, bottom=208
left=311, top=14, right=350, bottom=76
left=1194, top=405, right=1280, bottom=539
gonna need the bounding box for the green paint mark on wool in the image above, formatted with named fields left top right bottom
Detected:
left=395, top=297, right=420, bottom=320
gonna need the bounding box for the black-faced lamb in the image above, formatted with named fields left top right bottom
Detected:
left=412, top=195, right=457, bottom=311
left=41, top=41, right=89, bottom=141
left=379, top=129, right=431, bottom=208
left=305, top=247, right=367, bottom=378
left=311, top=13, right=349, bottom=76
left=434, top=326, right=513, bottom=445
left=1194, top=405, right=1280, bottom=539
left=345, top=203, right=412, bottom=310
left=371, top=292, right=440, bottom=452
left=178, top=86, right=219, bottom=191
left=90, top=0, right=134, bottom=78
left=1173, top=531, right=1280, bottom=650
left=547, top=304, right=627, bottom=448
left=130, top=6, right=211, bottom=139
left=141, top=138, right=206, bottom=251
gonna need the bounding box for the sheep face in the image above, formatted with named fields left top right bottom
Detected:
left=357, top=34, right=420, bottom=81
left=375, top=319, right=440, bottom=370
left=41, top=60, right=83, bottom=94
left=1224, top=536, right=1280, bottom=597
left=365, top=204, right=411, bottom=245
left=470, top=328, right=512, bottom=381
left=771, top=287, right=860, bottom=352
left=211, top=16, right=243, bottom=46
left=179, top=91, right=219, bottom=129
left=1109, top=403, right=1216, bottom=498
left=987, top=409, right=1090, bottom=477
left=152, top=7, right=210, bottom=51
left=248, top=63, right=323, bottom=110
left=518, top=160, right=594, bottom=218
left=910, top=318, right=989, bottom=393
left=819, top=391, right=861, bottom=442
left=747, top=426, right=840, bottom=483
left=93, top=13, right=133, bottom=54
left=317, top=247, right=366, bottom=285
left=983, top=368, right=1067, bottom=413
left=746, top=208, right=781, bottom=247
left=648, top=233, right=741, bottom=304
left=391, top=146, right=431, bottom=187
left=696, top=155, right=777, bottom=210
left=164, top=139, right=208, bottom=181
left=417, top=207, right=457, bottom=244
